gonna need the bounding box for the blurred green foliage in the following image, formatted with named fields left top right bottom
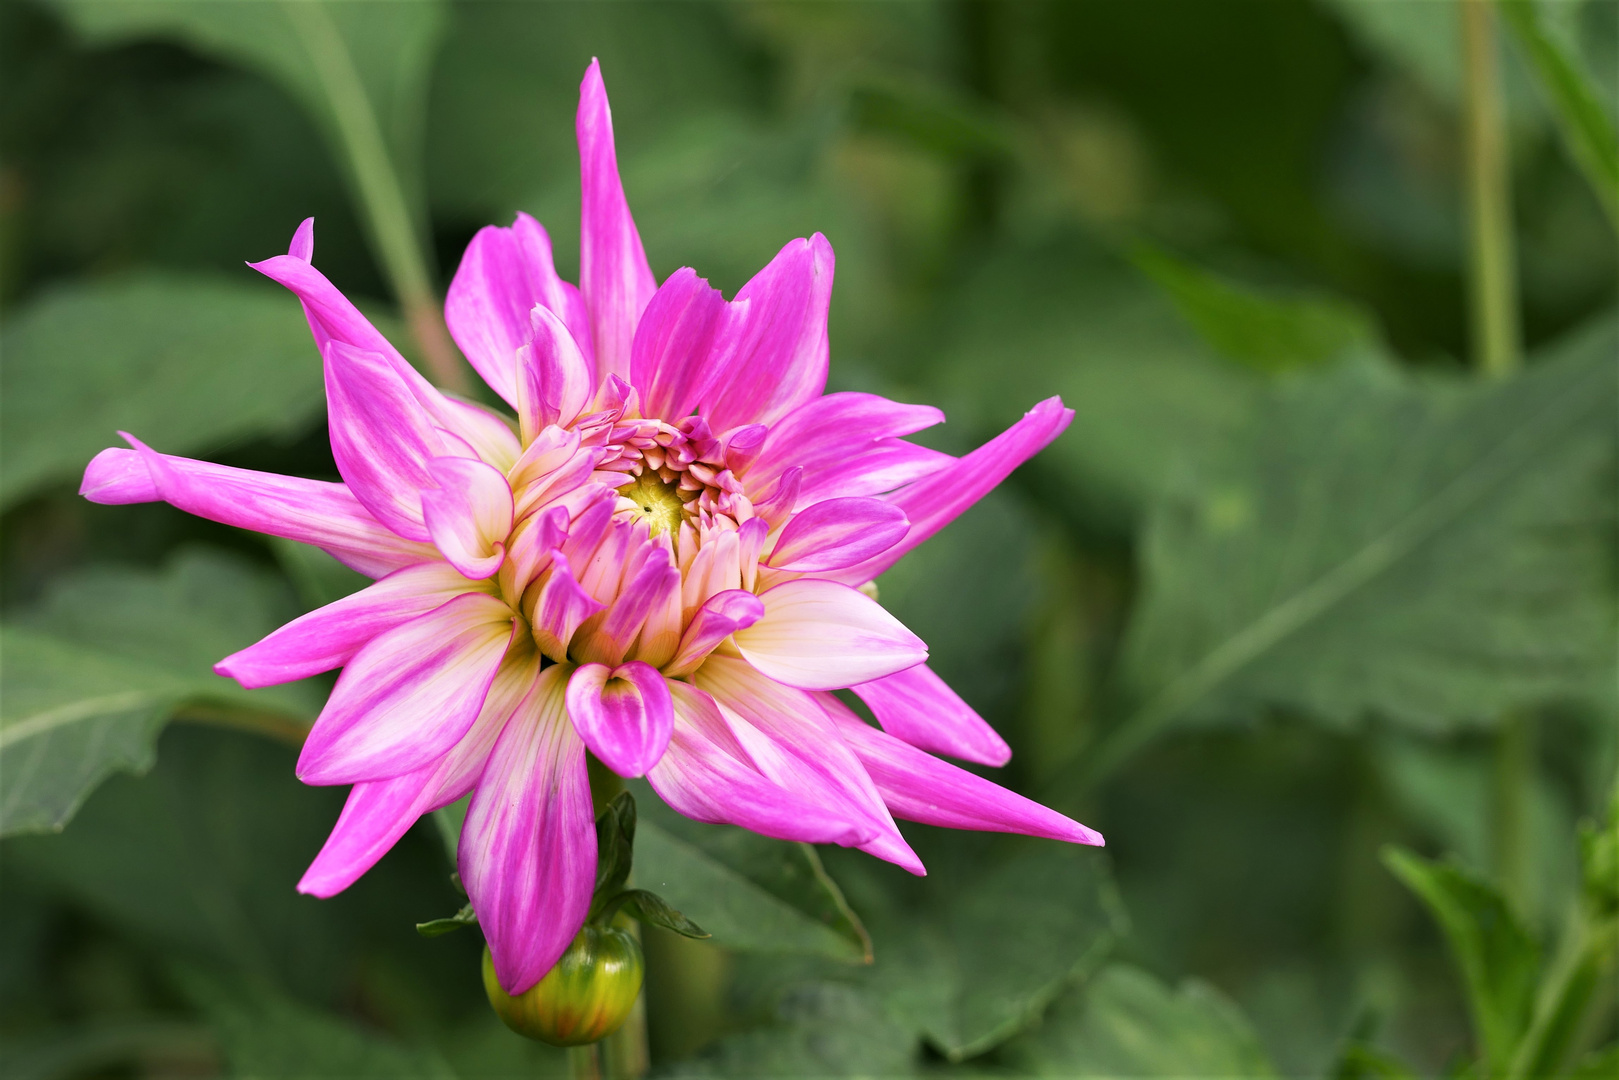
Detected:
left=1, top=1, right=1614, bottom=1078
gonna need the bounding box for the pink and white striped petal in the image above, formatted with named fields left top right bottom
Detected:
left=216, top=562, right=475, bottom=688
left=831, top=396, right=1073, bottom=585
left=297, top=593, right=517, bottom=785
left=460, top=664, right=595, bottom=995
left=766, top=498, right=908, bottom=573
left=84, top=443, right=435, bottom=578
left=851, top=663, right=1011, bottom=767
left=297, top=654, right=541, bottom=897
left=732, top=580, right=926, bottom=691
left=516, top=306, right=595, bottom=439
left=421, top=456, right=515, bottom=580
left=744, top=391, right=945, bottom=488
left=446, top=212, right=594, bottom=405
left=564, top=661, right=673, bottom=778
left=703, top=234, right=835, bottom=431
left=648, top=681, right=867, bottom=845
left=578, top=59, right=656, bottom=385
left=664, top=589, right=764, bottom=677
left=824, top=696, right=1103, bottom=846
left=629, top=267, right=726, bottom=421
left=794, top=440, right=954, bottom=507
left=323, top=342, right=441, bottom=541
left=527, top=560, right=605, bottom=664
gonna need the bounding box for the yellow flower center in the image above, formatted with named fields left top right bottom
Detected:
left=618, top=471, right=688, bottom=537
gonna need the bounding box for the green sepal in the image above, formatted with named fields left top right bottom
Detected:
left=592, top=791, right=636, bottom=905
left=415, top=903, right=477, bottom=938
left=612, top=889, right=710, bottom=940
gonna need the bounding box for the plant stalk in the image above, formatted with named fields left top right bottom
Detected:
left=567, top=1043, right=601, bottom=1080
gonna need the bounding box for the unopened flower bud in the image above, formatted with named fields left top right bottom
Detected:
left=482, top=925, right=644, bottom=1046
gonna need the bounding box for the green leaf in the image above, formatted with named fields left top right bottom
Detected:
left=1131, top=243, right=1384, bottom=374
left=0, top=1019, right=214, bottom=1080
left=1568, top=1044, right=1619, bottom=1080
left=1104, top=315, right=1617, bottom=777
left=853, top=840, right=1126, bottom=1061
left=0, top=549, right=318, bottom=837
left=1382, top=846, right=1540, bottom=1075
left=593, top=790, right=637, bottom=904
left=617, top=889, right=709, bottom=940
left=631, top=790, right=872, bottom=963
left=663, top=982, right=916, bottom=1079
left=1333, top=1041, right=1422, bottom=1080
left=174, top=965, right=457, bottom=1079
left=999, top=963, right=1277, bottom=1077
left=0, top=272, right=324, bottom=509
left=46, top=0, right=446, bottom=308
left=415, top=903, right=476, bottom=939
left=1500, top=0, right=1619, bottom=231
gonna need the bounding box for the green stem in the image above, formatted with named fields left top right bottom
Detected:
left=280, top=0, right=467, bottom=392
left=584, top=757, right=648, bottom=1077
left=567, top=1043, right=602, bottom=1080
left=1492, top=711, right=1533, bottom=916
left=171, top=704, right=310, bottom=749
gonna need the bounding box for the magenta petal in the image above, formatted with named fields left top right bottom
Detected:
left=297, top=593, right=517, bottom=785
left=767, top=498, right=909, bottom=572
left=323, top=342, right=442, bottom=541
left=665, top=589, right=764, bottom=676
left=529, top=559, right=605, bottom=662
left=825, top=696, right=1104, bottom=846
left=421, top=456, right=515, bottom=580
left=851, top=663, right=1011, bottom=767
left=251, top=251, right=407, bottom=368
left=217, top=563, right=473, bottom=688
left=578, top=59, right=656, bottom=385
left=794, top=440, right=954, bottom=507
left=446, top=213, right=594, bottom=406
left=732, top=579, right=927, bottom=691
left=517, top=306, right=595, bottom=440
left=648, top=681, right=867, bottom=844
left=704, top=234, right=835, bottom=431
left=833, top=397, right=1074, bottom=584
left=564, top=661, right=673, bottom=777
left=461, top=664, right=596, bottom=995
left=288, top=217, right=315, bottom=261
left=581, top=545, right=680, bottom=665
left=91, top=442, right=435, bottom=578
left=745, top=391, right=945, bottom=488
left=629, top=267, right=726, bottom=421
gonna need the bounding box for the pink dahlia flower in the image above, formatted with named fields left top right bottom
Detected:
left=80, top=61, right=1102, bottom=994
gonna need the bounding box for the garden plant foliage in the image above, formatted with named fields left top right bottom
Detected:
left=1, top=1, right=1615, bottom=1077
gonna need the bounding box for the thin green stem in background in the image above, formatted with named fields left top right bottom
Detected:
left=1463, top=0, right=1532, bottom=924
left=567, top=1043, right=602, bottom=1080
left=281, top=0, right=467, bottom=392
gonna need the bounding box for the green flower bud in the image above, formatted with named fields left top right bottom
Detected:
left=482, top=925, right=644, bottom=1046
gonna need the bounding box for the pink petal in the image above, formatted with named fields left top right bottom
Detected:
left=288, top=217, right=315, bottom=262
left=766, top=498, right=909, bottom=572
left=731, top=579, right=927, bottom=691
left=703, top=234, right=835, bottom=431
left=526, top=559, right=605, bottom=663
left=832, top=397, right=1073, bottom=585
left=574, top=544, right=680, bottom=666
left=664, top=589, right=764, bottom=676
left=578, top=59, right=656, bottom=385
left=297, top=593, right=517, bottom=785
left=216, top=562, right=474, bottom=688
left=445, top=213, right=594, bottom=406
left=461, top=664, right=595, bottom=995
left=851, top=664, right=1011, bottom=767
left=85, top=443, right=435, bottom=578
left=298, top=654, right=541, bottom=897
left=629, top=267, right=726, bottom=421
left=744, top=391, right=945, bottom=489
left=794, top=440, right=954, bottom=507
left=824, top=696, right=1103, bottom=846
left=323, top=342, right=441, bottom=541
left=564, top=661, right=673, bottom=777
left=516, top=306, right=595, bottom=440
left=421, top=456, right=515, bottom=580
left=648, top=680, right=867, bottom=845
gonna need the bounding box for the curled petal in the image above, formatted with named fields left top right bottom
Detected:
left=461, top=664, right=595, bottom=994
left=663, top=589, right=764, bottom=677
left=421, top=456, right=515, bottom=580
left=745, top=391, right=944, bottom=487
left=824, top=697, right=1103, bottom=846
left=578, top=59, right=656, bottom=384
left=517, top=307, right=595, bottom=439
left=446, top=213, right=594, bottom=405
left=564, top=661, right=673, bottom=777
left=574, top=545, right=679, bottom=667
left=767, top=498, right=908, bottom=572
left=297, top=593, right=517, bottom=785
left=629, top=267, right=726, bottom=421
left=851, top=663, right=1011, bottom=768
left=86, top=443, right=434, bottom=578
left=832, top=397, right=1073, bottom=585
left=217, top=562, right=474, bottom=688
left=298, top=654, right=540, bottom=897
left=648, top=681, right=866, bottom=845
left=323, top=342, right=440, bottom=541
left=794, top=440, right=953, bottom=508
left=732, top=580, right=926, bottom=691
left=525, top=558, right=605, bottom=663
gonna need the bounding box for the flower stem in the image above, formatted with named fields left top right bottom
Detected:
left=1462, top=0, right=1532, bottom=917
left=280, top=0, right=469, bottom=392
left=567, top=1044, right=601, bottom=1080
